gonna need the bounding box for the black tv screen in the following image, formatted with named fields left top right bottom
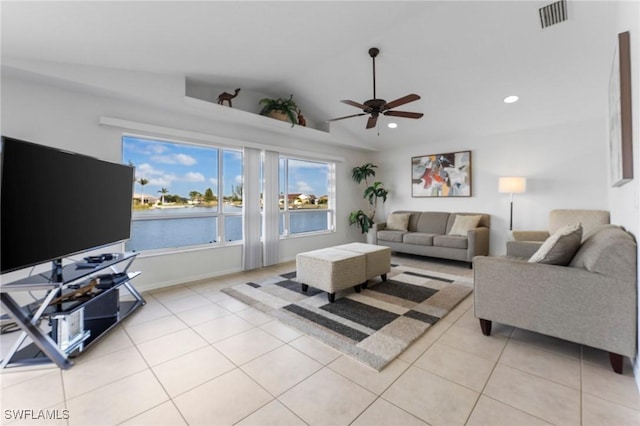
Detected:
left=0, top=137, right=134, bottom=274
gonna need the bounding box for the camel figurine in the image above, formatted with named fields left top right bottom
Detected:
left=297, top=110, right=307, bottom=127
left=217, top=88, right=241, bottom=107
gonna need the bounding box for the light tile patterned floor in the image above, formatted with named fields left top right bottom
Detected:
left=1, top=254, right=639, bottom=425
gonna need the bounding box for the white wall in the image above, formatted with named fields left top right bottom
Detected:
left=372, top=118, right=610, bottom=255
left=1, top=72, right=371, bottom=291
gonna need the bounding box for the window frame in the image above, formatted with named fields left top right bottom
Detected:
left=278, top=155, right=336, bottom=239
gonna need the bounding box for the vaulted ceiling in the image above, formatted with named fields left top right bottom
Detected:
left=1, top=1, right=620, bottom=150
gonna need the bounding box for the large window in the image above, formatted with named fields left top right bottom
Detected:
left=279, top=157, right=335, bottom=236
left=122, top=136, right=335, bottom=252
left=122, top=136, right=242, bottom=252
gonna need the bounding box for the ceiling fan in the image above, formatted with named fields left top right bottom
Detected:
left=327, top=47, right=424, bottom=129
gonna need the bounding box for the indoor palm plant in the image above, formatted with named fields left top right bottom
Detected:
left=258, top=94, right=298, bottom=127
left=349, top=163, right=388, bottom=234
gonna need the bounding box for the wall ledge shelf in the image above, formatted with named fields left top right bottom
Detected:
left=99, top=116, right=350, bottom=162
left=183, top=95, right=333, bottom=141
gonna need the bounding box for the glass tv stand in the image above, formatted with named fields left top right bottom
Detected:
left=0, top=252, right=145, bottom=369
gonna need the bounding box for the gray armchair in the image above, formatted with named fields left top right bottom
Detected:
left=475, top=225, right=637, bottom=374
left=506, top=209, right=610, bottom=258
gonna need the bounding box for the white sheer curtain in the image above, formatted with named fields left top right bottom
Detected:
left=242, top=147, right=262, bottom=270
left=263, top=150, right=280, bottom=266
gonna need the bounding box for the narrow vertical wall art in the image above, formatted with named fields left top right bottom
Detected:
left=608, top=31, right=633, bottom=187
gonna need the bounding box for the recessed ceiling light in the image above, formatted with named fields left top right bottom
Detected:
left=388, top=122, right=398, bottom=128
left=504, top=95, right=519, bottom=104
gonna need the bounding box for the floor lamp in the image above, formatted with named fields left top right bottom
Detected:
left=498, top=177, right=526, bottom=230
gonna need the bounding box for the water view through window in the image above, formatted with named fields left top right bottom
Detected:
left=280, top=157, right=334, bottom=236
left=122, top=136, right=242, bottom=251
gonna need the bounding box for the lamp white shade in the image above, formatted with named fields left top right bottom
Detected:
left=498, top=176, right=526, bottom=194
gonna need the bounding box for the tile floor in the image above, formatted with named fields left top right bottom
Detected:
left=1, top=254, right=639, bottom=425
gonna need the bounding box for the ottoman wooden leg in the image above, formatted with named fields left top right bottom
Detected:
left=381, top=273, right=387, bottom=281
left=328, top=293, right=336, bottom=303
left=354, top=284, right=361, bottom=293
left=362, top=282, right=368, bottom=289
left=301, top=283, right=309, bottom=292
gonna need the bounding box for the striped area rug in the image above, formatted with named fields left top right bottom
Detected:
left=222, top=264, right=473, bottom=371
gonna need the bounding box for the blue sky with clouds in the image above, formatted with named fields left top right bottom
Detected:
left=124, top=136, right=227, bottom=197
left=285, top=159, right=330, bottom=196
left=123, top=137, right=329, bottom=198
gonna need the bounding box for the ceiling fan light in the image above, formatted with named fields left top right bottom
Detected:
left=504, top=95, right=519, bottom=104
left=388, top=122, right=398, bottom=128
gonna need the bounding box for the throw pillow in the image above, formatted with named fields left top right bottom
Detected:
left=448, top=215, right=482, bottom=236
left=529, top=223, right=583, bottom=265
left=386, top=213, right=411, bottom=231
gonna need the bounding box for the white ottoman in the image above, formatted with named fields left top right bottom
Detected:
left=333, top=243, right=391, bottom=285
left=296, top=248, right=366, bottom=302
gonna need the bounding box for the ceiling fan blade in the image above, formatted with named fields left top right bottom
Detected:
left=366, top=115, right=378, bottom=129
left=326, top=113, right=367, bottom=122
left=383, top=94, right=421, bottom=110
left=384, top=110, right=424, bottom=119
left=341, top=100, right=369, bottom=110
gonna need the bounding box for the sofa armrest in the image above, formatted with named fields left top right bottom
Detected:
left=467, top=226, right=490, bottom=260
left=512, top=230, right=549, bottom=241
left=506, top=241, right=542, bottom=259
left=368, top=222, right=386, bottom=245
left=473, top=256, right=637, bottom=358
left=373, top=222, right=387, bottom=231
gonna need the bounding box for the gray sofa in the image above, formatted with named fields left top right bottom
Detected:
left=371, top=211, right=490, bottom=266
left=474, top=225, right=637, bottom=373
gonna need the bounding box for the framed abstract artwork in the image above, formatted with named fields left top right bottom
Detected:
left=608, top=31, right=633, bottom=187
left=411, top=150, right=471, bottom=197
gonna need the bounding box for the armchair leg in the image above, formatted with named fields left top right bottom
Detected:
left=609, top=352, right=624, bottom=374
left=479, top=319, right=492, bottom=336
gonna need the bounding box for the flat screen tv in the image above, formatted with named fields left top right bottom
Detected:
left=0, top=136, right=135, bottom=275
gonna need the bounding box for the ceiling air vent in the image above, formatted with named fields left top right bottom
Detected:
left=539, top=0, right=567, bottom=29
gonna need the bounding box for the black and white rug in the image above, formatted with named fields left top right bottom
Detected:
left=222, top=264, right=473, bottom=370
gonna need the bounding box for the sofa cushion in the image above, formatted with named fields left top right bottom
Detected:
left=570, top=225, right=637, bottom=282
left=446, top=213, right=490, bottom=233
left=448, top=214, right=482, bottom=236
left=529, top=223, right=582, bottom=265
left=433, top=235, right=468, bottom=249
left=415, top=212, right=450, bottom=234
left=389, top=211, right=422, bottom=232
left=386, top=213, right=411, bottom=231
left=403, top=232, right=436, bottom=246
left=377, top=230, right=406, bottom=243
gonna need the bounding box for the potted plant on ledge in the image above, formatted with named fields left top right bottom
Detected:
left=259, top=94, right=298, bottom=127
left=349, top=163, right=388, bottom=240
